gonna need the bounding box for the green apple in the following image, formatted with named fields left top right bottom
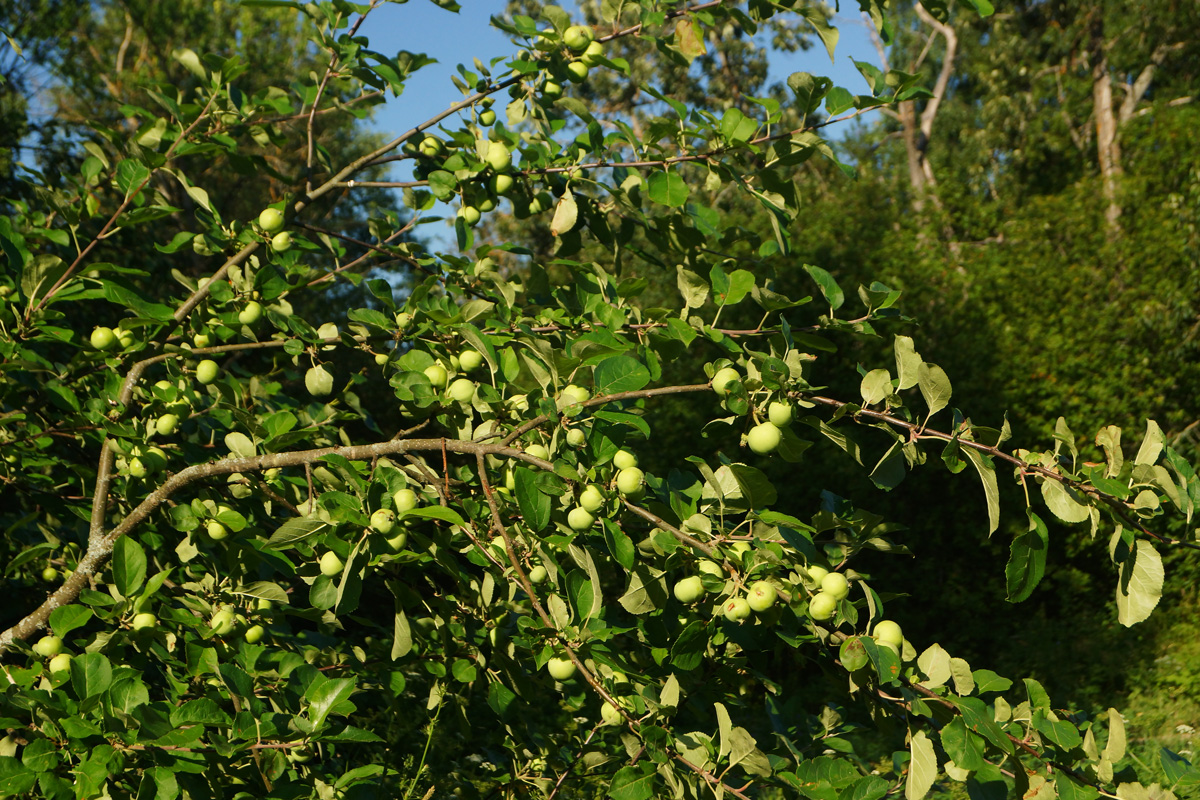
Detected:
left=746, top=421, right=782, bottom=455
left=193, top=332, right=212, bottom=349
left=567, top=506, right=595, bottom=531
left=711, top=367, right=740, bottom=396
left=394, top=488, right=419, bottom=512
left=673, top=576, right=705, bottom=604
left=33, top=635, right=64, bottom=658
left=306, top=365, right=334, bottom=396
left=132, top=612, right=157, bottom=630
left=458, top=205, right=481, bottom=226
left=768, top=401, right=794, bottom=427
left=485, top=141, right=512, bottom=172
left=613, top=449, right=638, bottom=470
left=238, top=301, right=263, bottom=325
left=616, top=467, right=644, bottom=497
left=542, top=79, right=563, bottom=99
left=210, top=607, right=237, bottom=635
left=195, top=359, right=220, bottom=385
left=374, top=352, right=389, bottom=366
left=255, top=597, right=274, bottom=612
left=155, top=413, right=179, bottom=436
left=566, top=428, right=586, bottom=447
left=370, top=508, right=396, bottom=535
left=386, top=531, right=408, bottom=552
left=48, top=653, right=73, bottom=676
left=601, top=700, right=623, bottom=725
left=820, top=572, right=850, bottom=600
left=561, top=384, right=590, bottom=407
left=117, top=327, right=136, bottom=349
left=580, top=40, right=605, bottom=67
left=579, top=484, right=604, bottom=513
left=566, top=61, right=589, bottom=83
left=418, top=136, right=444, bottom=158
left=91, top=326, right=118, bottom=351
left=459, top=349, right=484, bottom=372
left=563, top=25, right=594, bottom=52
left=808, top=591, right=838, bottom=621
left=698, top=560, right=724, bottom=577
left=127, top=457, right=148, bottom=479
left=806, top=564, right=829, bottom=584
left=478, top=108, right=496, bottom=126
left=206, top=520, right=229, bottom=541
left=424, top=363, right=448, bottom=388
left=258, top=207, right=285, bottom=233
left=525, top=443, right=550, bottom=461
left=546, top=656, right=576, bottom=680
left=319, top=551, right=345, bottom=577
left=243, top=625, right=266, bottom=644
left=271, top=231, right=292, bottom=251
left=873, top=620, right=903, bottom=648
left=395, top=311, right=413, bottom=330
left=448, top=378, right=476, bottom=403
left=41, top=566, right=58, bottom=582
left=529, top=565, right=548, bottom=584
left=490, top=173, right=514, bottom=196
left=723, top=596, right=752, bottom=622
left=747, top=581, right=776, bottom=612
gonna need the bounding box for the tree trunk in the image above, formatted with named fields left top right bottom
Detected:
left=1089, top=13, right=1122, bottom=232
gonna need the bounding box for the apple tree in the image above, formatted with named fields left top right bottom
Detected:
left=1, top=1, right=1197, bottom=799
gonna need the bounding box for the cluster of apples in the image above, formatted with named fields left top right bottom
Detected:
left=315, top=485, right=424, bottom=578
left=530, top=24, right=605, bottom=100
left=711, top=365, right=794, bottom=456
left=563, top=447, right=644, bottom=533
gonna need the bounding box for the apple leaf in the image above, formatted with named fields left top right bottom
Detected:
left=905, top=730, right=938, bottom=800
left=917, top=362, right=952, bottom=417
left=111, top=535, right=147, bottom=597
left=608, top=763, right=655, bottom=800
left=594, top=355, right=650, bottom=395
left=961, top=446, right=1000, bottom=535
left=894, top=335, right=922, bottom=390
left=1005, top=513, right=1048, bottom=602
left=49, top=605, right=93, bottom=639
left=1116, top=539, right=1163, bottom=626
left=648, top=172, right=689, bottom=207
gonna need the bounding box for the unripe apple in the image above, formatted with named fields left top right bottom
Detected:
left=448, top=378, right=476, bottom=403
left=806, top=564, right=829, bottom=584
left=195, top=359, right=220, bottom=385
left=458, top=205, right=481, bottom=227
left=459, top=349, right=484, bottom=372
left=127, top=457, right=148, bottom=479
left=673, top=576, right=705, bottom=604
left=243, top=625, right=266, bottom=644
left=418, top=136, right=444, bottom=158
left=712, top=366, right=740, bottom=395
left=319, top=551, right=345, bottom=577
left=306, top=365, right=334, bottom=396
left=91, top=326, right=118, bottom=351
left=747, top=580, right=777, bottom=612
left=579, top=484, right=604, bottom=512
left=48, top=653, right=73, bottom=675
left=525, top=443, right=550, bottom=461
left=601, top=700, right=623, bottom=725
left=258, top=208, right=285, bottom=233
left=808, top=591, right=838, bottom=621
left=616, top=467, right=644, bottom=497
left=580, top=40, right=605, bottom=67
left=271, top=231, right=292, bottom=251
left=820, top=572, right=850, bottom=600
left=567, top=506, right=595, bottom=531
left=394, top=488, right=419, bottom=512
left=563, top=25, right=594, bottom=52
left=210, top=607, right=237, bottom=635
left=723, top=596, right=752, bottom=622
left=42, top=566, right=58, bottom=582
left=566, top=428, right=586, bottom=447
left=529, top=565, right=548, bottom=584
left=386, top=531, right=408, bottom=552
left=193, top=332, right=212, bottom=348
left=566, top=61, right=589, bottom=83
left=424, top=363, right=448, bottom=388
left=116, top=326, right=135, bottom=349
left=746, top=421, right=782, bottom=455
left=873, top=620, right=903, bottom=648
left=206, top=520, right=229, bottom=541
left=561, top=384, right=590, bottom=407
left=613, top=449, right=638, bottom=470
left=485, top=140, right=512, bottom=172
left=375, top=352, right=389, bottom=366
left=478, top=108, right=496, bottom=126
left=395, top=311, right=413, bottom=330
left=698, top=560, right=724, bottom=577
left=132, top=612, right=157, bottom=630
left=238, top=301, right=263, bottom=325
left=33, top=635, right=64, bottom=658
left=542, top=80, right=563, bottom=99
left=546, top=656, right=576, bottom=680
left=490, top=175, right=514, bottom=197
left=768, top=401, right=794, bottom=427
left=155, top=414, right=179, bottom=436
left=370, top=508, right=396, bottom=535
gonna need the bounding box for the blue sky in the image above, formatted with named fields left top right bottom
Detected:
left=359, top=1, right=885, bottom=247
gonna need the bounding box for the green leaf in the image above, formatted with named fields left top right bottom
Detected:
left=1116, top=540, right=1163, bottom=626
left=603, top=520, right=636, bottom=569
left=1104, top=708, right=1126, bottom=763
left=170, top=698, right=232, bottom=727
left=515, top=467, right=551, bottom=532
left=618, top=566, right=667, bottom=615
left=671, top=620, right=707, bottom=671
left=1134, top=420, right=1164, bottom=466
left=917, top=362, right=951, bottom=417
left=70, top=653, right=114, bottom=699
left=307, top=678, right=357, bottom=730
left=1041, top=479, right=1091, bottom=524
left=905, top=729, right=938, bottom=800
left=840, top=636, right=869, bottom=671
left=803, top=264, right=844, bottom=310
left=550, top=192, right=578, bottom=236
left=49, top=605, right=93, bottom=638
left=0, top=757, right=37, bottom=796
left=894, top=335, right=922, bottom=390
left=608, top=763, right=656, bottom=800
left=267, top=517, right=332, bottom=548
left=1006, top=513, right=1048, bottom=602
left=111, top=536, right=147, bottom=597
left=594, top=355, right=651, bottom=395
left=941, top=717, right=986, bottom=771
left=959, top=446, right=1000, bottom=535
left=647, top=172, right=689, bottom=207
left=860, top=368, right=892, bottom=405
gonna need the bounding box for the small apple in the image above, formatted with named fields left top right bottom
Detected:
left=90, top=326, right=118, bottom=351
left=206, top=520, right=229, bottom=541
left=579, top=484, right=604, bottom=513
left=820, top=572, right=850, bottom=600
left=601, top=700, right=623, bottom=725
left=418, top=136, right=444, bottom=158
left=542, top=80, right=563, bottom=98
left=33, top=635, right=64, bottom=658
left=478, top=108, right=496, bottom=126
left=127, top=457, right=148, bottom=479
left=394, top=488, right=419, bottom=512
left=458, top=205, right=481, bottom=227
left=616, top=467, right=644, bottom=497
left=210, top=607, right=237, bottom=635
left=41, top=566, right=58, bottom=582
left=193, top=332, right=212, bottom=348
left=243, top=625, right=266, bottom=644
left=808, top=591, right=838, bottom=621
left=195, top=359, right=220, bottom=385
left=566, top=428, right=586, bottom=447
left=525, top=443, right=550, bottom=461
left=546, top=656, right=576, bottom=680
left=132, top=612, right=158, bottom=631
left=566, top=61, right=589, bottom=83
left=424, top=363, right=448, bottom=388
left=386, top=531, right=409, bottom=552
left=673, top=576, right=705, bottom=604
left=580, top=40, right=605, bottom=67
left=485, top=141, right=512, bottom=172
left=712, top=367, right=740, bottom=396
left=723, top=596, right=752, bottom=622
left=490, top=174, right=514, bottom=196
left=768, top=401, right=794, bottom=427
left=746, top=421, right=782, bottom=455
left=395, top=311, right=413, bottom=330
left=747, top=580, right=777, bottom=612
left=305, top=365, right=334, bottom=396
left=529, top=565, right=549, bottom=584
left=613, top=450, right=638, bottom=470
left=375, top=352, right=389, bottom=366
left=698, top=560, right=724, bottom=577
left=238, top=301, right=263, bottom=325
left=459, top=349, right=484, bottom=372
left=806, top=564, right=829, bottom=584
left=561, top=384, right=590, bottom=407
left=48, top=653, right=73, bottom=676
left=258, top=207, right=285, bottom=233
left=873, top=620, right=903, bottom=649
left=155, top=414, right=179, bottom=436
left=448, top=378, right=476, bottom=403
left=319, top=551, right=345, bottom=577
left=370, top=509, right=396, bottom=535
left=271, top=231, right=292, bottom=252
left=563, top=25, right=594, bottom=52
left=567, top=507, right=595, bottom=531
